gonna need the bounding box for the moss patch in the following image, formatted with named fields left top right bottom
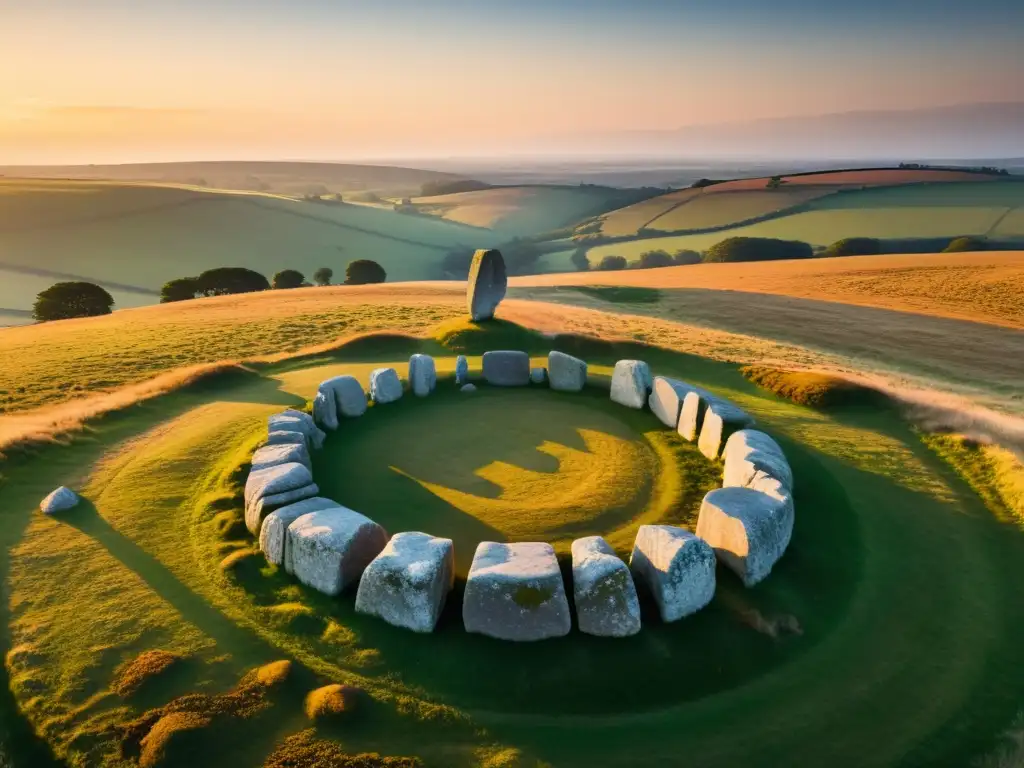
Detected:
left=512, top=586, right=554, bottom=610
left=264, top=729, right=421, bottom=768
left=304, top=683, right=362, bottom=721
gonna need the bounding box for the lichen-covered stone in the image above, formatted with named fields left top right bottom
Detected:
left=313, top=375, right=367, bottom=429
left=571, top=536, right=641, bottom=637
left=369, top=368, right=403, bottom=404
left=259, top=497, right=341, bottom=568
left=610, top=360, right=651, bottom=409
left=698, top=401, right=755, bottom=459
left=696, top=483, right=793, bottom=586
left=245, top=462, right=315, bottom=534
left=455, top=355, right=469, bottom=385
left=530, top=367, right=547, bottom=385
left=723, top=429, right=793, bottom=491
left=463, top=542, right=571, bottom=641
left=286, top=507, right=389, bottom=596
left=269, top=411, right=325, bottom=450
left=40, top=486, right=79, bottom=515
left=547, top=351, right=587, bottom=392
left=408, top=354, right=437, bottom=397
left=648, top=376, right=703, bottom=428
left=467, top=248, right=507, bottom=321
left=251, top=442, right=310, bottom=473
left=355, top=532, right=455, bottom=633
left=630, top=525, right=716, bottom=622
left=481, top=351, right=530, bottom=387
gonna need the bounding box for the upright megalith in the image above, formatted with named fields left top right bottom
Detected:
left=723, top=430, right=793, bottom=491
left=313, top=375, right=368, bottom=430
left=467, top=248, right=507, bottom=321
left=455, top=355, right=469, bottom=385
left=571, top=536, right=641, bottom=637
left=259, top=496, right=341, bottom=568
left=630, top=525, right=716, bottom=622
left=355, top=531, right=455, bottom=633
left=269, top=411, right=325, bottom=450
left=463, top=542, right=571, bottom=641
left=244, top=462, right=318, bottom=535
left=610, top=360, right=651, bottom=409
left=369, top=368, right=403, bottom=404
left=698, top=401, right=755, bottom=459
left=251, top=442, right=311, bottom=473
left=482, top=350, right=531, bottom=386
left=548, top=351, right=587, bottom=392
left=408, top=354, right=437, bottom=397
left=648, top=376, right=702, bottom=428
left=40, top=486, right=79, bottom=515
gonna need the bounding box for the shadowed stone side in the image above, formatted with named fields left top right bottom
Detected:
left=259, top=497, right=341, bottom=568
left=698, top=401, right=755, bottom=459
left=287, top=507, right=389, bottom=596
left=251, top=442, right=310, bottom=473
left=630, top=525, right=716, bottom=622
left=548, top=351, right=587, bottom=392
left=409, top=354, right=437, bottom=397
left=370, top=368, right=403, bottom=404
left=571, top=536, right=641, bottom=637
left=482, top=351, right=531, bottom=386
left=355, top=531, right=455, bottom=633
left=610, top=360, right=651, bottom=409
left=648, top=376, right=702, bottom=428
left=467, top=248, right=508, bottom=321
left=463, top=542, right=571, bottom=641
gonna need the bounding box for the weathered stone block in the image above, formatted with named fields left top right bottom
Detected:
left=467, top=249, right=507, bottom=321
left=548, top=351, right=587, bottom=392
left=286, top=507, right=389, bottom=596
left=481, top=351, right=530, bottom=386
left=259, top=497, right=341, bottom=568
left=369, top=368, right=403, bottom=404
left=571, top=536, right=641, bottom=637
left=630, top=525, right=716, bottom=622
left=408, top=354, right=437, bottom=397
left=610, top=360, right=651, bottom=409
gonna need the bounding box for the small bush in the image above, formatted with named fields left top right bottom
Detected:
left=703, top=237, right=813, bottom=263
left=741, top=365, right=879, bottom=408
left=822, top=237, right=883, bottom=257
left=944, top=236, right=988, bottom=253
left=596, top=255, right=627, bottom=271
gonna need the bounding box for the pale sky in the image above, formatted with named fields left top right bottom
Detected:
left=1, top=0, right=1022, bottom=163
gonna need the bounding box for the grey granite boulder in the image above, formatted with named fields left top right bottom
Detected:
left=696, top=482, right=793, bottom=586
left=467, top=248, right=507, bottom=322
left=463, top=542, right=571, bottom=641
left=455, top=355, right=469, bottom=385
left=369, top=368, right=403, bottom=404
left=571, top=536, right=641, bottom=637
left=265, top=430, right=307, bottom=448
left=530, top=367, right=547, bottom=385
left=313, top=375, right=368, bottom=429
left=649, top=376, right=703, bottom=428
left=548, top=351, right=587, bottom=392
left=259, top=497, right=341, bottom=568
left=248, top=484, right=320, bottom=539
left=286, top=507, right=389, bottom=596
left=677, top=391, right=707, bottom=441
left=269, top=411, right=325, bottom=450
left=355, top=531, right=455, bottom=633
left=698, top=400, right=755, bottom=459
left=630, top=525, right=716, bottom=622
left=251, top=442, right=310, bottom=473
left=482, top=351, right=530, bottom=386
left=245, top=462, right=316, bottom=534
left=40, top=486, right=79, bottom=515
left=461, top=383, right=477, bottom=393
left=610, top=360, right=651, bottom=409
left=723, top=430, right=793, bottom=491
left=408, top=354, right=437, bottom=397
left=746, top=471, right=796, bottom=556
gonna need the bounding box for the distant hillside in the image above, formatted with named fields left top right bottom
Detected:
left=0, top=160, right=467, bottom=198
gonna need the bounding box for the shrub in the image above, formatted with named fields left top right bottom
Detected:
left=635, top=250, right=673, bottom=269
left=194, top=267, right=270, bottom=296
left=944, top=236, right=988, bottom=253
left=344, top=259, right=387, bottom=285
left=672, top=249, right=702, bottom=265
left=703, top=237, right=813, bottom=263
left=160, top=277, right=200, bottom=303
left=32, top=281, right=114, bottom=322
left=596, top=255, right=627, bottom=271
left=312, top=267, right=333, bottom=286
left=271, top=269, right=305, bottom=289
left=822, top=237, right=883, bottom=257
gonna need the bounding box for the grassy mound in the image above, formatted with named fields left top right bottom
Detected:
left=304, top=684, right=361, bottom=721
left=112, top=650, right=184, bottom=698
left=741, top=365, right=881, bottom=408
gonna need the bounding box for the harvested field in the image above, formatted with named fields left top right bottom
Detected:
left=645, top=187, right=838, bottom=232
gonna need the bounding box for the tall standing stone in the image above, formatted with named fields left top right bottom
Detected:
left=467, top=249, right=507, bottom=322
left=571, top=536, right=641, bottom=637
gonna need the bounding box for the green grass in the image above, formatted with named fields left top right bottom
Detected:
left=2, top=323, right=1023, bottom=766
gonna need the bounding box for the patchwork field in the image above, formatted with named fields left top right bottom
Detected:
left=2, top=320, right=1023, bottom=767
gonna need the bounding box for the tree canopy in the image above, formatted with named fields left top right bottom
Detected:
left=160, top=277, right=200, bottom=303
left=596, top=255, right=628, bottom=271
left=636, top=250, right=674, bottom=269
left=194, top=267, right=270, bottom=296
left=703, top=237, right=813, bottom=263
left=33, top=281, right=114, bottom=322
left=313, top=267, right=333, bottom=286
left=822, top=237, right=883, bottom=258
left=672, top=249, right=702, bottom=265
left=344, top=260, right=387, bottom=285
left=272, top=269, right=305, bottom=289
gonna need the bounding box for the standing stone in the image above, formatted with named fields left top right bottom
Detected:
left=355, top=532, right=455, bottom=633
left=610, top=360, right=651, bottom=409
left=463, top=542, right=571, bottom=641
left=312, top=391, right=337, bottom=431
left=649, top=377, right=703, bottom=428
left=723, top=430, right=793, bottom=491
left=548, top=351, right=587, bottom=392
left=696, top=484, right=793, bottom=586
left=251, top=442, right=311, bottom=473
left=40, top=486, right=79, bottom=515
left=630, top=525, right=716, bottom=622
left=369, top=368, right=403, bottom=404
left=245, top=462, right=316, bottom=534
left=481, top=351, right=530, bottom=386
left=286, top=507, right=389, bottom=596
left=467, top=248, right=508, bottom=322
left=265, top=430, right=307, bottom=449
left=269, top=411, right=325, bottom=450
left=571, top=536, right=641, bottom=637
left=698, top=401, right=755, bottom=459
left=259, top=497, right=341, bottom=568
left=530, top=367, right=547, bottom=385
left=455, top=355, right=469, bottom=385
left=314, top=375, right=368, bottom=430
left=408, top=354, right=437, bottom=397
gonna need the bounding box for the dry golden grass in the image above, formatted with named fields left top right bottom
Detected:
left=304, top=684, right=361, bottom=721
left=740, top=365, right=878, bottom=408
left=112, top=650, right=183, bottom=697
left=513, top=251, right=1024, bottom=328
